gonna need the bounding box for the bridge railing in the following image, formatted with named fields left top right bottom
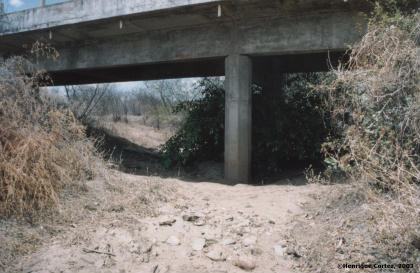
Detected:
left=0, top=0, right=70, bottom=14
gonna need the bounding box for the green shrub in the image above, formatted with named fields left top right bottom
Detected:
left=160, top=74, right=331, bottom=178
left=160, top=78, right=225, bottom=168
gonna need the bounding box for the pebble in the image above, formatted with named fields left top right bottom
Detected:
left=273, top=245, right=286, bottom=256
left=159, top=219, right=176, bottom=226
left=166, top=235, right=180, bottom=246
left=182, top=215, right=200, bottom=222
left=222, top=238, right=236, bottom=246
left=234, top=256, right=256, bottom=271
left=191, top=238, right=206, bottom=251
left=206, top=248, right=226, bottom=261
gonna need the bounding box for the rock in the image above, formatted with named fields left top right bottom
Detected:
left=250, top=248, right=263, bottom=256
left=206, top=248, right=227, bottom=261
left=411, top=235, right=420, bottom=250
left=242, top=236, right=257, bottom=247
left=159, top=219, right=176, bottom=226
left=166, top=236, right=180, bottom=246
left=286, top=247, right=301, bottom=258
left=222, top=238, right=236, bottom=246
left=193, top=218, right=206, bottom=226
left=84, top=204, right=97, bottom=211
left=108, top=205, right=124, bottom=212
left=273, top=245, right=286, bottom=256
left=268, top=220, right=275, bottom=225
left=205, top=239, right=218, bottom=246
left=191, top=238, right=206, bottom=251
left=152, top=265, right=170, bottom=273
left=234, top=256, right=256, bottom=271
left=182, top=215, right=200, bottom=222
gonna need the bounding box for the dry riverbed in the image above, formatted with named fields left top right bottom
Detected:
left=3, top=170, right=329, bottom=273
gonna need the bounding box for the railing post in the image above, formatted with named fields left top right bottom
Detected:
left=40, top=0, right=46, bottom=7
left=0, top=1, right=4, bottom=14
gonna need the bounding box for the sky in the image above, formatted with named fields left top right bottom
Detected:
left=3, top=0, right=67, bottom=13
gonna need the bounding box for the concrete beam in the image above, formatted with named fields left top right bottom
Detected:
left=28, top=10, right=363, bottom=74
left=0, top=0, right=221, bottom=35
left=224, top=54, right=252, bottom=183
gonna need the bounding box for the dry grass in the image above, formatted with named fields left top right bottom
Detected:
left=0, top=56, right=100, bottom=218
left=291, top=185, right=420, bottom=273
left=97, top=115, right=173, bottom=150
left=299, top=14, right=420, bottom=272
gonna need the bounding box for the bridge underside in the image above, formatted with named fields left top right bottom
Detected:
left=48, top=52, right=345, bottom=85
left=45, top=51, right=346, bottom=184
left=0, top=0, right=367, bottom=184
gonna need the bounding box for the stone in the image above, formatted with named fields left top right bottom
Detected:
left=166, top=236, right=180, bottom=246
left=191, top=238, right=206, bottom=251
left=285, top=247, right=301, bottom=258
left=159, top=219, right=176, bottom=226
left=108, top=205, right=124, bottom=212
left=182, top=215, right=200, bottom=222
left=206, top=248, right=226, bottom=262
left=250, top=248, right=262, bottom=256
left=234, top=256, right=256, bottom=271
left=411, top=236, right=420, bottom=250
left=273, top=245, right=286, bottom=256
left=193, top=218, right=206, bottom=226
left=84, top=204, right=97, bottom=211
left=222, top=238, right=236, bottom=246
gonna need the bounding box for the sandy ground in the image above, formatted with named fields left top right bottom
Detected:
left=1, top=122, right=331, bottom=273
left=3, top=171, right=328, bottom=273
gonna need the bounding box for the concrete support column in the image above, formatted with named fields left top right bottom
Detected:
left=224, top=54, right=252, bottom=183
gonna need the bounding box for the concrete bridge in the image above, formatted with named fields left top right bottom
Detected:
left=0, top=0, right=368, bottom=183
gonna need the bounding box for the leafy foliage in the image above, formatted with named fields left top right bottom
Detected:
left=160, top=78, right=225, bottom=168
left=160, top=75, right=330, bottom=178
left=252, top=74, right=330, bottom=176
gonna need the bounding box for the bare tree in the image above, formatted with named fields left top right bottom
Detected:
left=64, top=84, right=111, bottom=123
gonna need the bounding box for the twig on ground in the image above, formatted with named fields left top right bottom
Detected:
left=82, top=248, right=116, bottom=257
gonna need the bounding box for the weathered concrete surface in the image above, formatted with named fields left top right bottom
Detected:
left=0, top=0, right=367, bottom=79
left=41, top=11, right=362, bottom=72
left=0, top=0, right=369, bottom=183
left=224, top=54, right=252, bottom=183
left=0, top=0, right=221, bottom=35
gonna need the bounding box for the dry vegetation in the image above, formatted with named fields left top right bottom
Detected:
left=297, top=13, right=420, bottom=272
left=97, top=115, right=174, bottom=150
left=0, top=56, right=99, bottom=218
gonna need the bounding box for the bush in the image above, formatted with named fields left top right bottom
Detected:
left=160, top=75, right=330, bottom=178
left=320, top=13, right=419, bottom=193
left=252, top=73, right=330, bottom=177
left=0, top=56, right=99, bottom=218
left=160, top=78, right=225, bottom=168
left=302, top=9, right=420, bottom=272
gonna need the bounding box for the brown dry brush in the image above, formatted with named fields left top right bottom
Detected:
left=322, top=14, right=419, bottom=195
left=0, top=56, right=99, bottom=218
left=307, top=13, right=420, bottom=271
